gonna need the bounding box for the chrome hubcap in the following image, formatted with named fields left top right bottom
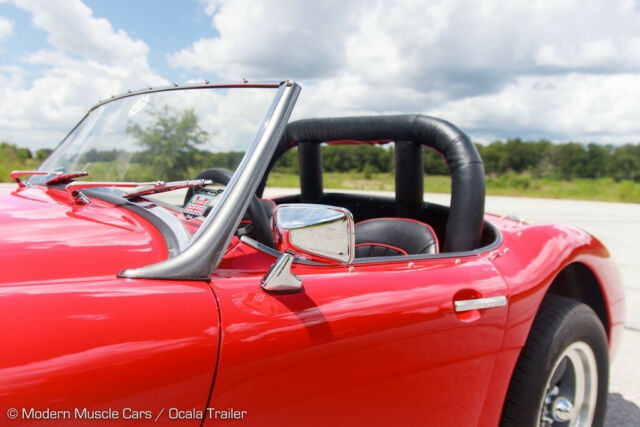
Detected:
left=539, top=342, right=598, bottom=426
left=551, top=396, right=574, bottom=422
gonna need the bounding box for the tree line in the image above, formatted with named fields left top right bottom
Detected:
left=274, top=139, right=640, bottom=182
left=2, top=138, right=639, bottom=183
left=1, top=143, right=53, bottom=179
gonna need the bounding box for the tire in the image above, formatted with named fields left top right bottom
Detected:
left=501, top=295, right=609, bottom=427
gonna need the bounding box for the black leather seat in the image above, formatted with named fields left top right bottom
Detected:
left=355, top=218, right=439, bottom=258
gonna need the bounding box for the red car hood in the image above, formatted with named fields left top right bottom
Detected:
left=0, top=186, right=168, bottom=284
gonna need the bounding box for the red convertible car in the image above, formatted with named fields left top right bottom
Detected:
left=0, top=81, right=624, bottom=426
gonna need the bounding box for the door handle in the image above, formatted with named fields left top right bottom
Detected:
left=454, top=296, right=507, bottom=312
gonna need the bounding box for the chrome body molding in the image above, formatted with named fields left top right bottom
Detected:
left=454, top=296, right=507, bottom=312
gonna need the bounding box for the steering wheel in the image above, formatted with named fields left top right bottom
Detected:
left=184, top=168, right=274, bottom=247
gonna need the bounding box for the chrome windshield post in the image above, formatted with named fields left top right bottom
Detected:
left=120, top=81, right=301, bottom=280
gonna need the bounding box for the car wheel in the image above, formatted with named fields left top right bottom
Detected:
left=501, top=295, right=609, bottom=427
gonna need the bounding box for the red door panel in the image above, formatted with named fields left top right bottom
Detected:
left=208, top=252, right=508, bottom=426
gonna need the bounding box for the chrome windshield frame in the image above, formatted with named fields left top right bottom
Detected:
left=119, top=80, right=301, bottom=280
left=91, top=81, right=282, bottom=112
left=35, top=81, right=283, bottom=173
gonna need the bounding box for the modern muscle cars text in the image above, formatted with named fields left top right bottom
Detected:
left=12, top=408, right=152, bottom=420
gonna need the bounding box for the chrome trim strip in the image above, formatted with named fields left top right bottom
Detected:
left=120, top=81, right=301, bottom=280
left=92, top=81, right=281, bottom=111
left=454, top=296, right=507, bottom=312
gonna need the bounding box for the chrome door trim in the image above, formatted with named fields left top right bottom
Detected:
left=454, top=296, right=507, bottom=312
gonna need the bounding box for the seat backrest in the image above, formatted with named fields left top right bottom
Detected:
left=355, top=218, right=439, bottom=258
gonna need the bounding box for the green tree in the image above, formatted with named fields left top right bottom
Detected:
left=35, top=148, right=53, bottom=162
left=1, top=141, right=39, bottom=181
left=424, top=147, right=448, bottom=175
left=610, top=144, right=640, bottom=181
left=272, top=148, right=299, bottom=174
left=126, top=105, right=209, bottom=181
left=478, top=141, right=506, bottom=174
left=550, top=143, right=589, bottom=180
left=585, top=144, right=612, bottom=179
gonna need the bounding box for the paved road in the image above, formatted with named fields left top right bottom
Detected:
left=2, top=184, right=639, bottom=424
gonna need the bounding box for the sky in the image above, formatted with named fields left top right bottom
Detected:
left=1, top=0, right=640, bottom=150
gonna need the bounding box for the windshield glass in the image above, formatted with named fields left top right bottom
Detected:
left=34, top=86, right=278, bottom=195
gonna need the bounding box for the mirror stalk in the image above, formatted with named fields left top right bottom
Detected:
left=261, top=251, right=303, bottom=293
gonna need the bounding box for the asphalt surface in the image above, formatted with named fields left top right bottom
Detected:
left=2, top=183, right=638, bottom=424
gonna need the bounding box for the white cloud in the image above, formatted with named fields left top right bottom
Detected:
left=535, top=38, right=640, bottom=72
left=3, top=0, right=640, bottom=148
left=169, top=0, right=640, bottom=143
left=168, top=0, right=362, bottom=79
left=428, top=73, right=640, bottom=143
left=9, top=0, right=148, bottom=64
left=0, top=0, right=166, bottom=149
left=0, top=15, right=13, bottom=43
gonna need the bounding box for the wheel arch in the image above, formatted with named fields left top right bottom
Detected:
left=545, top=262, right=610, bottom=337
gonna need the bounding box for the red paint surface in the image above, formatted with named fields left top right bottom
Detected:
left=209, top=244, right=509, bottom=426
left=0, top=187, right=167, bottom=282
left=0, top=186, right=624, bottom=426
left=0, top=187, right=219, bottom=425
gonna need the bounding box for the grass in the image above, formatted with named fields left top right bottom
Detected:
left=3, top=163, right=638, bottom=203
left=0, top=159, right=40, bottom=180
left=267, top=171, right=640, bottom=203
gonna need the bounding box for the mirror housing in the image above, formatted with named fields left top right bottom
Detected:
left=273, top=204, right=355, bottom=264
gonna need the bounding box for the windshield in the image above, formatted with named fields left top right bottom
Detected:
left=34, top=85, right=278, bottom=201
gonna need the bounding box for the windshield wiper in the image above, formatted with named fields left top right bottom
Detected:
left=123, top=179, right=213, bottom=199
left=10, top=170, right=90, bottom=187
left=10, top=170, right=49, bottom=187
left=46, top=171, right=89, bottom=185
left=64, top=179, right=212, bottom=199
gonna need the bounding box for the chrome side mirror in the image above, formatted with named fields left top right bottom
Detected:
left=273, top=204, right=355, bottom=264
left=261, top=204, right=355, bottom=293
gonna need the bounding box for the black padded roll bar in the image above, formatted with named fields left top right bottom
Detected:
left=395, top=140, right=424, bottom=218
left=267, top=115, right=485, bottom=252
left=298, top=142, right=324, bottom=203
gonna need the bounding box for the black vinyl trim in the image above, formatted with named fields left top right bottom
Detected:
left=298, top=142, right=323, bottom=203
left=395, top=141, right=424, bottom=218
left=243, top=223, right=502, bottom=266
left=242, top=193, right=503, bottom=266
